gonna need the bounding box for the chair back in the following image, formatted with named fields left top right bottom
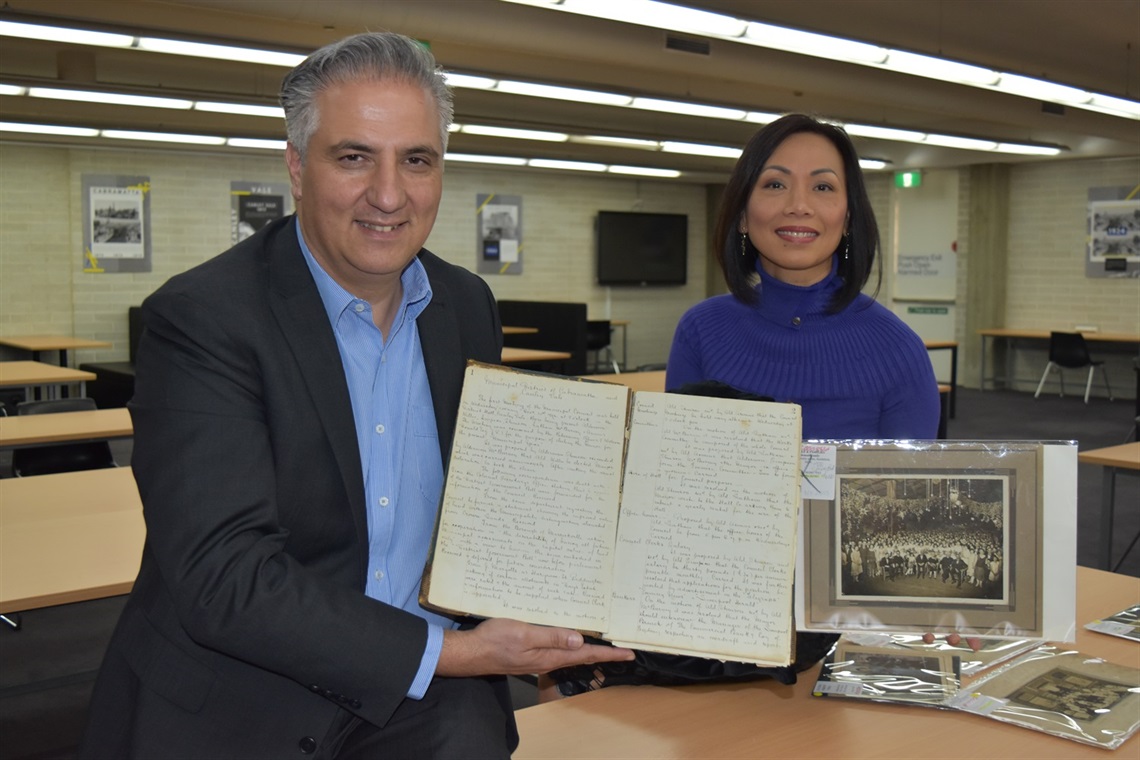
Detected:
left=12, top=397, right=117, bottom=477
left=585, top=320, right=612, bottom=351
left=1048, top=331, right=1092, bottom=369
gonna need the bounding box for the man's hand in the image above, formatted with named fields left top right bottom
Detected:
left=437, top=618, right=635, bottom=678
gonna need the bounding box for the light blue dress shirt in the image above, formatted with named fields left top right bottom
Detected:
left=297, top=222, right=450, bottom=700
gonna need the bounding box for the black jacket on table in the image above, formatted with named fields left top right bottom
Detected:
left=80, top=215, right=508, bottom=759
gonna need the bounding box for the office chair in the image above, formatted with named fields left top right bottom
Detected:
left=12, top=397, right=118, bottom=477
left=586, top=320, right=620, bottom=374
left=1033, top=331, right=1113, bottom=404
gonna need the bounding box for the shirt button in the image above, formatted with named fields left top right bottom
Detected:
left=379, top=496, right=390, bottom=507
left=375, top=423, right=385, bottom=434
left=353, top=302, right=365, bottom=313
left=374, top=570, right=384, bottom=581
left=791, top=317, right=802, bottom=326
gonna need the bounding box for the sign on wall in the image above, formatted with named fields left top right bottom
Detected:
left=476, top=193, right=522, bottom=276
left=1087, top=185, right=1140, bottom=278
left=82, top=174, right=152, bottom=273
left=231, top=181, right=292, bottom=244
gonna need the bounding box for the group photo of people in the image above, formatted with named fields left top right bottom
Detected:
left=837, top=475, right=1008, bottom=602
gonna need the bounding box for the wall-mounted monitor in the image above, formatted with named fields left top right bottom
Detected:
left=596, top=211, right=688, bottom=286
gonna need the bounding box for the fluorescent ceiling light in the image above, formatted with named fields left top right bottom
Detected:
left=0, top=121, right=99, bottom=137
left=446, top=153, right=528, bottom=165
left=881, top=50, right=999, bottom=86
left=743, top=22, right=887, bottom=64
left=922, top=134, right=997, bottom=151
left=631, top=97, right=746, bottom=120
left=135, top=37, right=304, bottom=67
left=495, top=80, right=632, bottom=106
left=744, top=111, right=783, bottom=124
left=102, top=129, right=226, bottom=145
left=227, top=137, right=286, bottom=150
left=1086, top=94, right=1140, bottom=119
left=607, top=165, right=681, bottom=178
left=196, top=102, right=284, bottom=118
left=445, top=73, right=498, bottom=90
left=660, top=141, right=741, bottom=159
left=461, top=125, right=569, bottom=141
left=0, top=20, right=133, bottom=47
left=528, top=158, right=607, bottom=172
left=992, top=143, right=1062, bottom=156
left=28, top=87, right=193, bottom=109
left=843, top=124, right=926, bottom=143
left=995, top=73, right=1090, bottom=104
left=548, top=0, right=748, bottom=38
left=858, top=159, right=889, bottom=170
left=0, top=84, right=26, bottom=96
left=572, top=135, right=660, bottom=149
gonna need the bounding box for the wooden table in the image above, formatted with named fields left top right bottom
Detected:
left=0, top=335, right=111, bottom=367
left=0, top=407, right=133, bottom=450
left=977, top=328, right=1140, bottom=391
left=1079, top=441, right=1140, bottom=571
left=0, top=467, right=144, bottom=613
left=0, top=361, right=96, bottom=400
left=514, top=566, right=1140, bottom=759
left=579, top=370, right=665, bottom=393
left=503, top=325, right=539, bottom=335
left=924, top=340, right=958, bottom=418
left=502, top=347, right=573, bottom=364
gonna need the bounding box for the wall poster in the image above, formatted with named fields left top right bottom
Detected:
left=231, top=181, right=293, bottom=244
left=475, top=193, right=522, bottom=276
left=1086, top=185, right=1140, bottom=278
left=82, top=174, right=152, bottom=273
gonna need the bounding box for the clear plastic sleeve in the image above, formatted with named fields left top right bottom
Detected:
left=951, top=645, right=1140, bottom=750
left=1084, top=604, right=1140, bottom=643
left=812, top=638, right=960, bottom=708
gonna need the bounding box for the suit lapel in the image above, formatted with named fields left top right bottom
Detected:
left=416, top=265, right=464, bottom=462
left=264, top=220, right=369, bottom=548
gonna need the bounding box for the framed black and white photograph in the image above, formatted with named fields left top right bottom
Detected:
left=796, top=442, right=1077, bottom=640
left=816, top=642, right=959, bottom=706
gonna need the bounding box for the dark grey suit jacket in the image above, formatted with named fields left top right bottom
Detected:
left=80, top=216, right=508, bottom=758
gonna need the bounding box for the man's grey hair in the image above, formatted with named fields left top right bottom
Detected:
left=280, top=32, right=453, bottom=162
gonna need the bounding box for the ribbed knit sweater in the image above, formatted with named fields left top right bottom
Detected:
left=667, top=264, right=940, bottom=439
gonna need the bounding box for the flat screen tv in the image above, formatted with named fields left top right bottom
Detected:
left=596, top=211, right=688, bottom=286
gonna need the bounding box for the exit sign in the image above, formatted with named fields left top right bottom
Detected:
left=895, top=170, right=922, bottom=188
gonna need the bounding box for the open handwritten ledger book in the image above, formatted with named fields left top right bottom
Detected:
left=421, top=362, right=802, bottom=666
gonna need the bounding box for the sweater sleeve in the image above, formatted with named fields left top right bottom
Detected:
left=878, top=333, right=942, bottom=439
left=665, top=311, right=705, bottom=390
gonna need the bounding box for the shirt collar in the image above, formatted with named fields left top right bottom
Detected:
left=294, top=217, right=432, bottom=327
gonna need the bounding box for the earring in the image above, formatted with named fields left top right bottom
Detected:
left=740, top=231, right=748, bottom=257
left=841, top=234, right=850, bottom=261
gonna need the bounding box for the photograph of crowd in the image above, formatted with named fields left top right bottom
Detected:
left=836, top=474, right=1008, bottom=603
left=1007, top=668, right=1133, bottom=722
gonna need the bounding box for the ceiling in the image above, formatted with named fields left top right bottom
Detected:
left=1, top=0, right=1137, bottom=183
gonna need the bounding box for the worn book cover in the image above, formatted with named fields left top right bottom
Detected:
left=421, top=362, right=802, bottom=666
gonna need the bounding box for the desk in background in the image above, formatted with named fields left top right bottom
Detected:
left=579, top=370, right=665, bottom=394
left=0, top=335, right=111, bottom=367
left=514, top=566, right=1139, bottom=760
left=1079, top=441, right=1140, bottom=571
left=0, top=467, right=143, bottom=613
left=502, top=325, right=539, bottom=335
left=978, top=328, right=1140, bottom=391
left=501, top=347, right=572, bottom=364
left=0, top=361, right=96, bottom=401
left=0, top=407, right=133, bottom=450
left=924, top=340, right=958, bottom=418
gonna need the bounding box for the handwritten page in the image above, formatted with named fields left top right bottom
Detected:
left=426, top=366, right=629, bottom=631
left=606, top=392, right=801, bottom=664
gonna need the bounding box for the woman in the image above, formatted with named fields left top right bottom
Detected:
left=541, top=114, right=940, bottom=700
left=667, top=113, right=940, bottom=439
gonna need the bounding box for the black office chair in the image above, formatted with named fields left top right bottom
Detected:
left=12, top=397, right=118, bottom=477
left=1033, top=331, right=1113, bottom=404
left=586, top=320, right=620, bottom=374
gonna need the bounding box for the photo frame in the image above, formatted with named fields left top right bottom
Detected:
left=796, top=441, right=1076, bottom=640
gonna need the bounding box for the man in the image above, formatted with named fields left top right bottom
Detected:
left=81, top=32, right=631, bottom=759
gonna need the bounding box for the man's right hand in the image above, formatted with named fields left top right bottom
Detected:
left=436, top=618, right=634, bottom=678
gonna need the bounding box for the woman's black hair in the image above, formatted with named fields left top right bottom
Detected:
left=713, top=113, right=881, bottom=312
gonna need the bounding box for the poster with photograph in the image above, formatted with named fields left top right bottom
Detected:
left=231, top=181, right=292, bottom=244
left=796, top=441, right=1077, bottom=640
left=1086, top=187, right=1140, bottom=277
left=82, top=174, right=151, bottom=273
left=476, top=193, right=523, bottom=275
